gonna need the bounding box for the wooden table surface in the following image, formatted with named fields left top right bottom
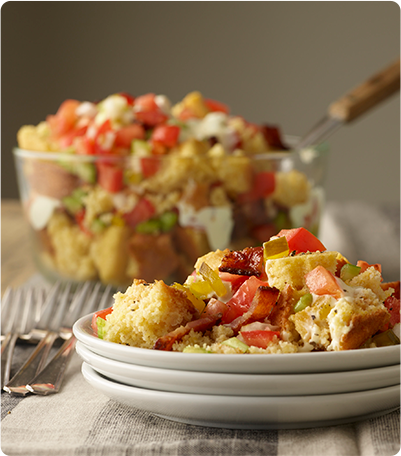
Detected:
left=2, top=199, right=36, bottom=291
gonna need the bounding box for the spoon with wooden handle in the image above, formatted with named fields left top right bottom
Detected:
left=296, top=58, right=400, bottom=150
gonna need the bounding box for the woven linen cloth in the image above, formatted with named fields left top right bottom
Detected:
left=1, top=200, right=400, bottom=456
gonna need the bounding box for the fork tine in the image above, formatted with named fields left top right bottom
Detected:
left=27, top=282, right=115, bottom=395
left=36, top=281, right=62, bottom=330
left=1, top=287, right=14, bottom=335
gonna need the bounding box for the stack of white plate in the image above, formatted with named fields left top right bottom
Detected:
left=73, top=313, right=400, bottom=430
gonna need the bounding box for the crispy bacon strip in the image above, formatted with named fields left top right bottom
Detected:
left=219, top=247, right=265, bottom=278
left=228, top=286, right=280, bottom=333
left=153, top=300, right=227, bottom=351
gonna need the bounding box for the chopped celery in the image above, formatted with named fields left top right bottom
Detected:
left=172, top=283, right=206, bottom=313
left=160, top=211, right=178, bottom=232
left=72, top=188, right=88, bottom=201
left=294, top=293, right=313, bottom=313
left=96, top=318, right=107, bottom=339
left=221, top=337, right=249, bottom=353
left=136, top=218, right=161, bottom=234
left=198, top=262, right=227, bottom=297
left=91, top=218, right=107, bottom=234
left=131, top=139, right=151, bottom=155
left=340, top=263, right=361, bottom=282
left=263, top=236, right=289, bottom=260
left=183, top=346, right=210, bottom=353
left=62, top=195, right=83, bottom=215
left=75, top=163, right=96, bottom=184
left=371, top=329, right=400, bottom=347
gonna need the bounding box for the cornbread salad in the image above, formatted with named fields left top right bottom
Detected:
left=92, top=227, right=400, bottom=354
left=17, top=91, right=323, bottom=287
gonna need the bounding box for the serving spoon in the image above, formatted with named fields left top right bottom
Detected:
left=296, top=58, right=400, bottom=150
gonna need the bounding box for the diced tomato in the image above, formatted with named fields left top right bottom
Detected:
left=219, top=272, right=249, bottom=294
left=277, top=227, right=326, bottom=254
left=151, top=125, right=180, bottom=148
left=119, top=92, right=135, bottom=106
left=356, top=260, right=382, bottom=274
left=134, top=93, right=168, bottom=126
left=91, top=307, right=113, bottom=335
left=59, top=125, right=88, bottom=148
left=240, top=330, right=280, bottom=349
left=47, top=99, right=80, bottom=137
left=123, top=198, right=155, bottom=227
left=75, top=209, right=92, bottom=236
left=380, top=296, right=400, bottom=331
left=305, top=265, right=343, bottom=299
left=114, top=124, right=145, bottom=148
left=140, top=156, right=161, bottom=177
left=97, top=162, right=124, bottom=193
left=221, top=276, right=269, bottom=324
left=238, top=171, right=275, bottom=203
left=204, top=98, right=229, bottom=114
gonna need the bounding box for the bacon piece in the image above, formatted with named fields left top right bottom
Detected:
left=228, top=286, right=280, bottom=333
left=219, top=247, right=265, bottom=278
left=153, top=300, right=227, bottom=351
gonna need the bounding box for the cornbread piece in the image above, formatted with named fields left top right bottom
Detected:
left=290, top=267, right=392, bottom=351
left=173, top=226, right=211, bottom=265
left=265, top=251, right=338, bottom=291
left=47, top=212, right=97, bottom=281
left=194, top=248, right=230, bottom=272
left=272, top=169, right=310, bottom=207
left=104, top=279, right=197, bottom=348
left=17, top=122, right=55, bottom=151
left=127, top=232, right=180, bottom=283
left=90, top=225, right=131, bottom=286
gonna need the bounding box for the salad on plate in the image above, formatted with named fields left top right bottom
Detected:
left=91, top=227, right=400, bottom=354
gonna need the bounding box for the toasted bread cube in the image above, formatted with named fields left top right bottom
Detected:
left=265, top=251, right=338, bottom=292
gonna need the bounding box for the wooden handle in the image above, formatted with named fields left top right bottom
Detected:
left=328, top=58, right=400, bottom=122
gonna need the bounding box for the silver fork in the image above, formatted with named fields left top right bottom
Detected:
left=3, top=281, right=73, bottom=395
left=26, top=283, right=113, bottom=395
left=1, top=286, right=45, bottom=389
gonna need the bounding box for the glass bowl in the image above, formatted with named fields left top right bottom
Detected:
left=13, top=139, right=328, bottom=288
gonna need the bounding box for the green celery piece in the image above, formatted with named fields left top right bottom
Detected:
left=72, top=187, right=88, bottom=201
left=75, top=163, right=97, bottom=184
left=131, top=139, right=151, bottom=155
left=96, top=318, right=107, bottom=339
left=136, top=218, right=161, bottom=234
left=294, top=293, right=313, bottom=313
left=221, top=337, right=249, bottom=353
left=340, top=263, right=361, bottom=282
left=160, top=211, right=178, bottom=232
left=371, top=329, right=400, bottom=347
left=91, top=218, right=106, bottom=234
left=62, top=195, right=83, bottom=215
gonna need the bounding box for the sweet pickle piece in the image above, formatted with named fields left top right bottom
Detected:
left=189, top=279, right=214, bottom=298
left=294, top=293, right=313, bottom=313
left=263, top=237, right=289, bottom=261
left=198, top=262, right=227, bottom=297
left=371, top=329, right=400, bottom=347
left=172, top=282, right=206, bottom=313
left=340, top=263, right=361, bottom=282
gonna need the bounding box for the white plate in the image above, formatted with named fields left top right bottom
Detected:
left=76, top=341, right=401, bottom=396
left=81, top=363, right=400, bottom=430
left=73, top=313, right=401, bottom=374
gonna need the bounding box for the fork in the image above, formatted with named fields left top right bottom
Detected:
left=1, top=286, right=45, bottom=389
left=4, top=282, right=111, bottom=396
left=26, top=283, right=113, bottom=395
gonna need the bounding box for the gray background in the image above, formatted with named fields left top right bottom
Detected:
left=2, top=1, right=400, bottom=204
